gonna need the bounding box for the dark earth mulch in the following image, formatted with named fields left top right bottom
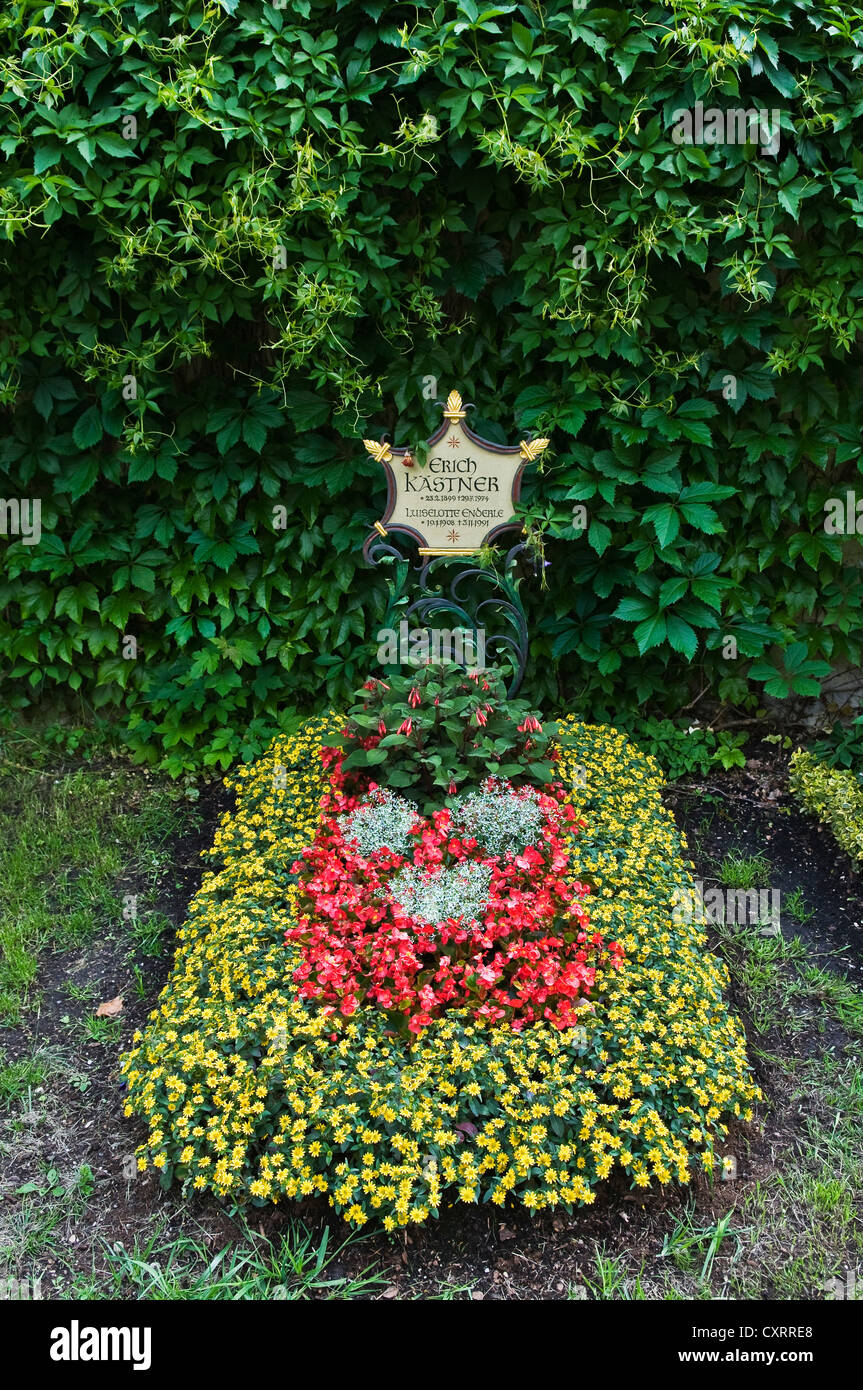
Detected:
left=665, top=744, right=863, bottom=970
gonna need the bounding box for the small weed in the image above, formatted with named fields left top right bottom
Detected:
left=126, top=910, right=171, bottom=957
left=64, top=979, right=100, bottom=1003
left=581, top=1250, right=650, bottom=1300
left=799, top=965, right=863, bottom=1037
left=718, top=851, right=771, bottom=890
left=784, top=887, right=815, bottom=924
left=0, top=1048, right=57, bottom=1107
left=16, top=1167, right=67, bottom=1201
left=660, top=1209, right=745, bottom=1286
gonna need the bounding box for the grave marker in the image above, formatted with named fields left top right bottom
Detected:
left=364, top=389, right=548, bottom=555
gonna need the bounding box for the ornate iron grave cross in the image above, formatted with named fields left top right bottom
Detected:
left=362, top=390, right=549, bottom=695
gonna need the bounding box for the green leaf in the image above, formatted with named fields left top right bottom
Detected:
left=643, top=503, right=680, bottom=548
left=72, top=406, right=103, bottom=450
left=665, top=615, right=698, bottom=660
left=634, top=614, right=667, bottom=653
left=96, top=130, right=137, bottom=157
left=613, top=596, right=655, bottom=622
left=283, top=389, right=330, bottom=430
left=587, top=518, right=611, bottom=555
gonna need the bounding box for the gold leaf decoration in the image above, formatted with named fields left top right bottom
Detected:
left=519, top=437, right=550, bottom=462
left=442, top=389, right=466, bottom=421
left=363, top=438, right=393, bottom=463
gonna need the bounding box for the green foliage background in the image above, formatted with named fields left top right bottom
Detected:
left=2, top=0, right=862, bottom=770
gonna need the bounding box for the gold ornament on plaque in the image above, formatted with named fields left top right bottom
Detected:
left=519, top=436, right=550, bottom=463
left=363, top=438, right=393, bottom=464
left=441, top=389, right=467, bottom=422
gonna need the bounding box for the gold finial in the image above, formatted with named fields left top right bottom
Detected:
left=519, top=437, right=550, bottom=462
left=442, top=389, right=466, bottom=422
left=363, top=438, right=393, bottom=463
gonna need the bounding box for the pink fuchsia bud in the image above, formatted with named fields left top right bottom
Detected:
left=397, top=718, right=413, bottom=735
left=448, top=779, right=457, bottom=795
left=517, top=715, right=542, bottom=733
left=474, top=707, right=487, bottom=727
left=408, top=686, right=421, bottom=707
left=378, top=719, right=387, bottom=735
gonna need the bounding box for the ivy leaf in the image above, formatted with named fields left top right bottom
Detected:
left=665, top=615, right=698, bottom=659
left=643, top=502, right=680, bottom=548
left=60, top=458, right=100, bottom=500
left=243, top=415, right=268, bottom=452
left=634, top=614, right=667, bottom=653
left=587, top=518, right=611, bottom=555
left=677, top=502, right=723, bottom=533
left=558, top=403, right=586, bottom=436
left=612, top=596, right=656, bottom=622
left=34, top=142, right=62, bottom=174
left=283, top=390, right=330, bottom=430
left=659, top=576, right=688, bottom=606
left=96, top=130, right=137, bottom=157
left=440, top=235, right=504, bottom=298
left=72, top=406, right=103, bottom=450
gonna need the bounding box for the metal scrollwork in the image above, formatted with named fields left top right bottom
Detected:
left=365, top=529, right=531, bottom=695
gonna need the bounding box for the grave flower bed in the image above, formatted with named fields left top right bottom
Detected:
left=122, top=707, right=759, bottom=1230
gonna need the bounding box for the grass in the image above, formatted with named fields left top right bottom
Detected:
left=784, top=887, right=815, bottom=924
left=799, top=964, right=863, bottom=1037
left=70, top=1221, right=386, bottom=1301
left=0, top=1047, right=60, bottom=1107
left=659, top=1209, right=747, bottom=1287
left=0, top=733, right=195, bottom=1021
left=714, top=926, right=863, bottom=1041
left=126, top=909, right=173, bottom=957
left=729, top=1056, right=863, bottom=1299
left=718, top=850, right=772, bottom=890
left=579, top=1251, right=651, bottom=1300
left=0, top=725, right=383, bottom=1302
